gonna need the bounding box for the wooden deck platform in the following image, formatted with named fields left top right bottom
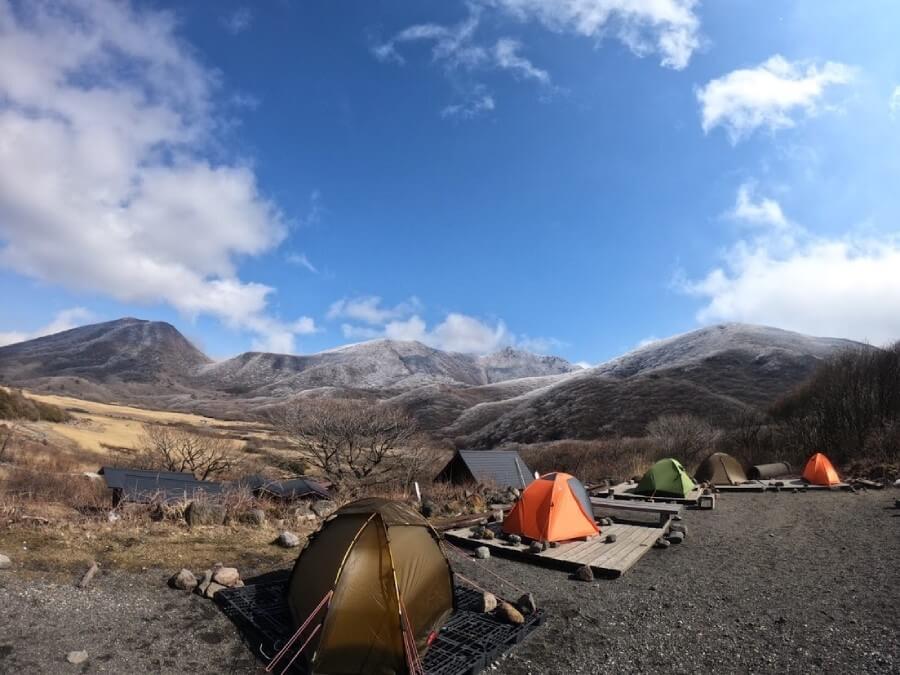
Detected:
left=712, top=478, right=851, bottom=492
left=444, top=521, right=669, bottom=578
left=608, top=481, right=716, bottom=508
left=590, top=497, right=682, bottom=526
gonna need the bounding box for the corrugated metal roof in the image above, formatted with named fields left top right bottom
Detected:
left=99, top=466, right=199, bottom=489
left=99, top=466, right=222, bottom=503
left=235, top=475, right=330, bottom=500
left=454, top=450, right=534, bottom=489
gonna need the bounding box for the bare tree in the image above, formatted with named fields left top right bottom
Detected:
left=646, top=414, right=718, bottom=466
left=131, top=424, right=237, bottom=480
left=269, top=399, right=419, bottom=488
left=0, top=422, right=17, bottom=463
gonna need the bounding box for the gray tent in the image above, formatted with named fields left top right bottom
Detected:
left=435, top=449, right=533, bottom=489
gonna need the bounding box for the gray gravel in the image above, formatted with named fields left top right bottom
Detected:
left=0, top=492, right=897, bottom=674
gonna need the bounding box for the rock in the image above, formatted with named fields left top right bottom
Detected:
left=670, top=523, right=687, bottom=535
left=792, top=488, right=798, bottom=494
left=489, top=508, right=504, bottom=523
left=673, top=513, right=683, bottom=521
left=0, top=553, right=11, bottom=570
left=474, top=546, right=490, bottom=560
left=655, top=537, right=671, bottom=549
left=470, top=526, right=486, bottom=538
left=497, top=602, right=525, bottom=625
left=528, top=541, right=543, bottom=554
left=507, top=534, right=521, bottom=545
left=548, top=541, right=559, bottom=549
left=204, top=581, right=227, bottom=598
left=169, top=568, right=198, bottom=591
left=481, top=528, right=495, bottom=540
left=666, top=531, right=685, bottom=544
left=66, top=651, right=89, bottom=665
left=420, top=499, right=436, bottom=518
left=574, top=565, right=594, bottom=582
left=516, top=593, right=537, bottom=615
left=240, top=509, right=266, bottom=527
left=292, top=502, right=317, bottom=525
left=311, top=500, right=338, bottom=519
left=196, top=569, right=213, bottom=595
left=185, top=501, right=227, bottom=527
left=278, top=531, right=301, bottom=548
left=605, top=533, right=617, bottom=543
left=481, top=592, right=498, bottom=613
left=212, top=567, right=241, bottom=587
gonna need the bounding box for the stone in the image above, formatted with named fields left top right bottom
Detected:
left=420, top=500, right=436, bottom=518
left=196, top=569, right=213, bottom=595
left=670, top=523, right=687, bottom=535
left=66, top=651, right=89, bottom=665
left=673, top=513, right=683, bottom=521
left=528, top=541, right=543, bottom=554
left=605, top=533, right=618, bottom=543
left=497, top=602, right=525, bottom=625
left=170, top=568, right=198, bottom=591
left=278, top=531, right=301, bottom=548
left=489, top=508, right=505, bottom=523
left=311, top=500, right=337, bottom=519
left=516, top=593, right=537, bottom=615
left=655, top=537, right=671, bottom=549
left=212, top=567, right=241, bottom=587
left=185, top=501, right=227, bottom=527
left=204, top=581, right=227, bottom=599
left=292, top=503, right=318, bottom=525
left=666, top=531, right=685, bottom=544
left=470, top=526, right=486, bottom=538
left=574, top=565, right=594, bottom=582
left=481, top=592, right=498, bottom=613
left=548, top=541, right=559, bottom=549
left=474, top=546, right=490, bottom=560
left=0, top=553, right=11, bottom=570
left=507, top=534, right=521, bottom=545
left=481, top=528, right=495, bottom=540
left=240, top=509, right=266, bottom=527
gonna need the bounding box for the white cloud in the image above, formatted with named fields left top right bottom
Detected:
left=730, top=183, right=789, bottom=230
left=697, top=55, right=855, bottom=143
left=441, top=89, right=496, bottom=119
left=0, top=307, right=94, bottom=347
left=327, top=296, right=422, bottom=325
left=682, top=190, right=900, bottom=346
left=493, top=38, right=549, bottom=84
left=221, top=7, right=252, bottom=35
left=890, top=85, right=900, bottom=120
left=489, top=0, right=701, bottom=70
left=286, top=252, right=318, bottom=274
left=0, top=0, right=310, bottom=353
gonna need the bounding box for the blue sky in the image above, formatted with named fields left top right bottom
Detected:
left=1, top=0, right=899, bottom=364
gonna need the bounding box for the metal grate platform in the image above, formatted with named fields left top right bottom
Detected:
left=216, top=571, right=543, bottom=675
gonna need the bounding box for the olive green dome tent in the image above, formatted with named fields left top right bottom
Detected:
left=635, top=458, right=696, bottom=497
left=285, top=498, right=455, bottom=674
left=695, top=452, right=748, bottom=486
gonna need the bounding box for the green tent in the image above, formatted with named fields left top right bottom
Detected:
left=635, top=458, right=696, bottom=497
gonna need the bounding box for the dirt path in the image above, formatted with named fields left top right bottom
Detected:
left=1, top=491, right=897, bottom=673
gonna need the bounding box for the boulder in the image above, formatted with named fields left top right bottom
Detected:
left=474, top=546, right=490, bottom=560
left=528, top=541, right=543, bottom=554
left=278, top=530, right=300, bottom=548
left=497, top=602, right=525, bottom=625
left=66, top=651, right=89, bottom=665
left=605, top=533, right=617, bottom=543
left=507, top=534, right=522, bottom=546
left=0, top=553, right=11, bottom=570
left=185, top=501, right=227, bottom=527
left=212, top=567, right=241, bottom=588
left=516, top=593, right=537, bottom=615
left=203, top=581, right=227, bottom=599
left=311, top=500, right=338, bottom=519
left=240, top=509, right=266, bottom=527
left=481, top=592, right=498, bottom=613
left=574, top=565, right=594, bottom=582
left=169, top=568, right=198, bottom=591
left=666, top=531, right=685, bottom=544
left=196, top=569, right=213, bottom=595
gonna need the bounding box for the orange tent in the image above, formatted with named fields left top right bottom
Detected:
left=802, top=452, right=841, bottom=486
left=502, top=472, right=599, bottom=543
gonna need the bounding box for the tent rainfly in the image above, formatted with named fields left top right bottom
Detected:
left=502, top=472, right=599, bottom=543
left=434, top=449, right=534, bottom=489
left=802, top=453, right=841, bottom=486
left=635, top=458, right=696, bottom=498
left=695, top=452, right=748, bottom=486
left=286, top=498, right=454, bottom=673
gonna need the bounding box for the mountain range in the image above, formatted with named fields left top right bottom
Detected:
left=0, top=318, right=864, bottom=445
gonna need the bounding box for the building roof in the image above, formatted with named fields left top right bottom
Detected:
left=437, top=450, right=534, bottom=489
left=232, top=475, right=330, bottom=500
left=98, top=466, right=222, bottom=503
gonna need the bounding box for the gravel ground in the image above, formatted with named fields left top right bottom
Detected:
left=1, top=491, right=897, bottom=674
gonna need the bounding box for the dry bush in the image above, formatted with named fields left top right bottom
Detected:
left=269, top=399, right=420, bottom=489
left=519, top=437, right=658, bottom=483
left=0, top=422, right=17, bottom=463
left=1, top=467, right=107, bottom=510
left=120, top=424, right=240, bottom=480
left=0, top=388, right=70, bottom=423
left=646, top=414, right=719, bottom=469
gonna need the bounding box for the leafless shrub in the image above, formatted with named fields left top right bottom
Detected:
left=0, top=422, right=18, bottom=463
left=121, top=424, right=240, bottom=480
left=519, top=437, right=658, bottom=483
left=269, top=399, right=419, bottom=489
left=646, top=414, right=718, bottom=468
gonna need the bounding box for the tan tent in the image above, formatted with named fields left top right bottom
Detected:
left=695, top=452, right=747, bottom=486
left=286, top=498, right=454, bottom=673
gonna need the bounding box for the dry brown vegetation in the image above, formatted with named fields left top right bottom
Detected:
left=0, top=387, right=70, bottom=423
